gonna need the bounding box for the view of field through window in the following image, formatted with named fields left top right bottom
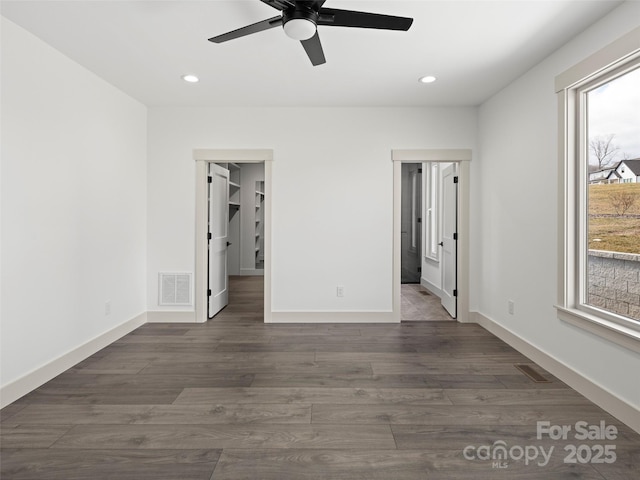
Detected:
left=586, top=67, right=640, bottom=320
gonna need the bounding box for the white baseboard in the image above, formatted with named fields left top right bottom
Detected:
left=471, top=311, right=640, bottom=434
left=0, top=312, right=147, bottom=408
left=420, top=277, right=443, bottom=298
left=239, top=268, right=264, bottom=276
left=269, top=311, right=396, bottom=323
left=146, top=311, right=197, bottom=323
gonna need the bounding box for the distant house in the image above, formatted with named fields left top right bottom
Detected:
left=614, top=158, right=640, bottom=183
left=605, top=168, right=622, bottom=183
left=590, top=167, right=617, bottom=184
left=589, top=158, right=640, bottom=184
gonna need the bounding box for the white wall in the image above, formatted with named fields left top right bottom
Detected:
left=147, top=107, right=476, bottom=312
left=475, top=2, right=640, bottom=409
left=1, top=18, right=147, bottom=389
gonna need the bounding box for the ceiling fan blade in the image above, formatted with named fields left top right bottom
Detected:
left=260, top=0, right=296, bottom=11
left=308, top=1, right=328, bottom=9
left=318, top=8, right=413, bottom=31
left=301, top=32, right=326, bottom=66
left=208, top=15, right=283, bottom=43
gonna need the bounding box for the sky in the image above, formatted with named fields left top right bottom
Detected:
left=588, top=66, right=640, bottom=165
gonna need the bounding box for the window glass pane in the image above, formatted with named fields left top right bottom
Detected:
left=425, top=162, right=439, bottom=260
left=586, top=67, right=640, bottom=320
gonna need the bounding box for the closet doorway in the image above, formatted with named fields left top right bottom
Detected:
left=208, top=162, right=265, bottom=318
left=194, top=149, right=273, bottom=324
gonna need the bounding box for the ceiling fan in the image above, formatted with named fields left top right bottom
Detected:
left=208, top=0, right=413, bottom=66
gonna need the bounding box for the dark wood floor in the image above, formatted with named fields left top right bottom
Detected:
left=1, top=276, right=638, bottom=479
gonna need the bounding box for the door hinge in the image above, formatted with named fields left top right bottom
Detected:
left=453, top=233, right=457, bottom=240
left=208, top=176, right=212, bottom=184
left=417, top=267, right=421, bottom=273
left=417, top=217, right=422, bottom=223
left=208, top=232, right=212, bottom=240
left=453, top=176, right=459, bottom=184
left=418, top=168, right=422, bottom=173
left=453, top=289, right=458, bottom=297
left=207, top=289, right=212, bottom=296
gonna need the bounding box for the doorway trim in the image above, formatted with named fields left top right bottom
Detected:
left=392, top=149, right=472, bottom=323
left=194, top=149, right=273, bottom=323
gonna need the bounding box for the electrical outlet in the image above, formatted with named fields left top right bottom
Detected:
left=508, top=300, right=515, bottom=315
left=105, top=301, right=111, bottom=316
left=336, top=286, right=344, bottom=297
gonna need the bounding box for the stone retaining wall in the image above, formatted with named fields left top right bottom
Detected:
left=588, top=250, right=640, bottom=320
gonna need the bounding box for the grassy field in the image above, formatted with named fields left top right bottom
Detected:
left=588, top=183, right=640, bottom=254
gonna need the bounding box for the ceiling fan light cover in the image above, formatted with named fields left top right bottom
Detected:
left=283, top=18, right=316, bottom=40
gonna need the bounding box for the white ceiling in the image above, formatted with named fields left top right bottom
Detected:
left=1, top=0, right=623, bottom=107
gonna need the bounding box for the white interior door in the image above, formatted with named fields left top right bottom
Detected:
left=441, top=163, right=458, bottom=318
left=208, top=163, right=230, bottom=318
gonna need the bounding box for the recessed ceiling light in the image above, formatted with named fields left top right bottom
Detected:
left=419, top=75, right=437, bottom=84
left=182, top=74, right=199, bottom=83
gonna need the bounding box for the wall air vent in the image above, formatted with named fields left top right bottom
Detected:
left=159, top=273, right=193, bottom=306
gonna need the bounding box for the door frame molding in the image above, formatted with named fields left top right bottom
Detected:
left=194, top=149, right=273, bottom=323
left=392, top=149, right=472, bottom=323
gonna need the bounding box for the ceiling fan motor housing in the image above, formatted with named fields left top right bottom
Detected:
left=282, top=5, right=319, bottom=40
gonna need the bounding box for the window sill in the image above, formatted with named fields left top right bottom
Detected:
left=556, top=306, right=640, bottom=354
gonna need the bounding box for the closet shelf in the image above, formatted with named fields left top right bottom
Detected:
left=255, top=180, right=265, bottom=269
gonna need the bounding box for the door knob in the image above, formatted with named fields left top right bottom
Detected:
left=438, top=242, right=444, bottom=247
left=226, top=241, right=232, bottom=247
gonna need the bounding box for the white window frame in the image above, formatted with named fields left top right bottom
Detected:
left=555, top=26, right=640, bottom=353
left=410, top=168, right=420, bottom=252
left=424, top=162, right=440, bottom=261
